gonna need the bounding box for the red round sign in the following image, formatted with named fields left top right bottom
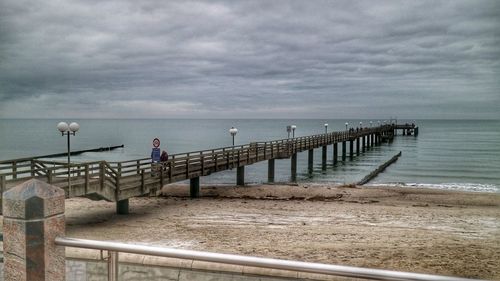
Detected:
left=152, top=138, right=160, bottom=148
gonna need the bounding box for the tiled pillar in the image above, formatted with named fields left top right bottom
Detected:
left=3, top=179, right=66, bottom=281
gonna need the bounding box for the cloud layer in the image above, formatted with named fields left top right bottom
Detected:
left=1, top=0, right=499, bottom=119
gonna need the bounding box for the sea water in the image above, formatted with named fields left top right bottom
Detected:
left=0, top=119, right=498, bottom=193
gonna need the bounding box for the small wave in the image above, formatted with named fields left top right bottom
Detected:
left=371, top=182, right=499, bottom=193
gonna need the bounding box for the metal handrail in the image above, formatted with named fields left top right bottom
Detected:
left=55, top=237, right=478, bottom=281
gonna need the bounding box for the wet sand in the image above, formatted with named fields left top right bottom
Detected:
left=62, top=184, right=500, bottom=279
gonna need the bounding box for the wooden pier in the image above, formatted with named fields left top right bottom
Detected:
left=0, top=124, right=417, bottom=214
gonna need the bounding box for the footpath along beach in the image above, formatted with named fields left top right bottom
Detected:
left=57, top=184, right=500, bottom=279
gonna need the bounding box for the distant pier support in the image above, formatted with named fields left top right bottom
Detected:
left=190, top=177, right=200, bottom=198
left=268, top=159, right=275, bottom=183
left=414, top=127, right=419, bottom=136
left=362, top=136, right=366, bottom=152
left=291, top=153, right=297, bottom=182
left=342, top=141, right=346, bottom=161
left=333, top=143, right=338, bottom=165
left=356, top=138, right=360, bottom=156
left=237, top=166, right=245, bottom=186
left=349, top=140, right=354, bottom=160
left=117, top=199, right=129, bottom=215
left=308, top=149, right=314, bottom=175
left=322, top=146, right=327, bottom=170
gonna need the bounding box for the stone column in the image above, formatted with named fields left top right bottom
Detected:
left=3, top=179, right=66, bottom=281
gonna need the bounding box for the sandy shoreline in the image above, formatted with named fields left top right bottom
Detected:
left=26, top=183, right=500, bottom=279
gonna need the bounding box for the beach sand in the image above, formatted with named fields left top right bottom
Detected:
left=58, top=184, right=500, bottom=279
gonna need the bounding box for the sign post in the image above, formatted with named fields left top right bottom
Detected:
left=151, top=138, right=161, bottom=176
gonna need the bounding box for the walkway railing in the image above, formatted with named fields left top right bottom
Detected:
left=55, top=237, right=478, bottom=281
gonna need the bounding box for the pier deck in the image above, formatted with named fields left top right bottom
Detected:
left=0, top=124, right=416, bottom=213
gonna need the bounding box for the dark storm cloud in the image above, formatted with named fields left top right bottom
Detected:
left=0, top=0, right=499, bottom=119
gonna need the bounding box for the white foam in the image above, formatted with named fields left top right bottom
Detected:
left=371, top=182, right=499, bottom=193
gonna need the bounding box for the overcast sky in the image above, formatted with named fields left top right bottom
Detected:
left=0, top=0, right=499, bottom=119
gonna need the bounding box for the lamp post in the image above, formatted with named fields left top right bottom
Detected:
left=291, top=125, right=297, bottom=138
left=229, top=127, right=238, bottom=146
left=345, top=122, right=348, bottom=130
left=57, top=121, right=80, bottom=179
left=324, top=123, right=328, bottom=134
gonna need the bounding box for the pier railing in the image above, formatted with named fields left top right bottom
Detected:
left=0, top=124, right=412, bottom=202
left=55, top=236, right=475, bottom=281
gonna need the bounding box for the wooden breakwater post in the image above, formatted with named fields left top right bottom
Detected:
left=357, top=151, right=402, bottom=185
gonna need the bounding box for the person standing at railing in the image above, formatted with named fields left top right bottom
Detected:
left=160, top=150, right=169, bottom=171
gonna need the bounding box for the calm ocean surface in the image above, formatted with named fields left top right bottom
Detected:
left=0, top=119, right=499, bottom=193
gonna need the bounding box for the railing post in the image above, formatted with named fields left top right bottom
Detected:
left=136, top=160, right=140, bottom=175
left=3, top=179, right=66, bottom=281
left=31, top=159, right=35, bottom=177
left=201, top=155, right=205, bottom=176
left=0, top=175, right=5, bottom=211
left=214, top=154, right=218, bottom=171
left=160, top=164, right=164, bottom=187
left=140, top=169, right=145, bottom=194
left=168, top=161, right=173, bottom=181
left=47, top=169, right=53, bottom=184
left=12, top=160, right=17, bottom=179
left=107, top=251, right=119, bottom=281
left=116, top=163, right=122, bottom=201
left=99, top=162, right=105, bottom=190
left=85, top=164, right=89, bottom=194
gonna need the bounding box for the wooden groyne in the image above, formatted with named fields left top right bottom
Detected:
left=0, top=145, right=124, bottom=163
left=357, top=151, right=402, bottom=185
left=0, top=124, right=417, bottom=214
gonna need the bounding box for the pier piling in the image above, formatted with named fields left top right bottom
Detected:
left=308, top=149, right=314, bottom=175
left=322, top=146, right=327, bottom=170
left=190, top=177, right=200, bottom=198
left=268, top=159, right=275, bottom=183
left=117, top=199, right=129, bottom=215
left=342, top=141, right=347, bottom=161
left=349, top=140, right=354, bottom=160
left=333, top=143, right=338, bottom=165
left=237, top=166, right=245, bottom=186
left=291, top=153, right=297, bottom=182
left=356, top=138, right=360, bottom=156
